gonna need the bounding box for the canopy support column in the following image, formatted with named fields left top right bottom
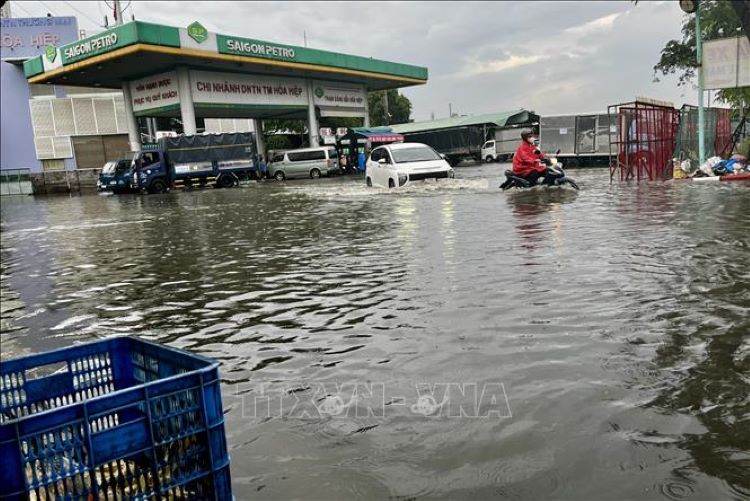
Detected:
left=121, top=82, right=141, bottom=151
left=363, top=86, right=370, bottom=127
left=177, top=67, right=197, bottom=135
left=307, top=80, right=319, bottom=147
left=253, top=119, right=266, bottom=159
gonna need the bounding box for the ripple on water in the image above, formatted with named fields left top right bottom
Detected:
left=0, top=170, right=748, bottom=500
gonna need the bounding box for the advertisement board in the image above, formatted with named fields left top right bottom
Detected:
left=129, top=71, right=180, bottom=114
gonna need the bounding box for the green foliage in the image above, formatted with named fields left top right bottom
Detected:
left=265, top=134, right=292, bottom=152
left=738, top=137, right=750, bottom=157
left=653, top=0, right=748, bottom=109
left=319, top=117, right=363, bottom=129
left=368, top=90, right=413, bottom=126
left=262, top=119, right=307, bottom=135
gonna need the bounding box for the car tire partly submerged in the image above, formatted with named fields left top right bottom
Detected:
left=366, top=177, right=372, bottom=187
left=388, top=179, right=395, bottom=189
left=274, top=171, right=286, bottom=181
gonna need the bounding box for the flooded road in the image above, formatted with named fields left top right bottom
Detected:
left=1, top=165, right=749, bottom=500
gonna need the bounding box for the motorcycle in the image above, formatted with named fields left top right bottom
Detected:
left=500, top=149, right=579, bottom=191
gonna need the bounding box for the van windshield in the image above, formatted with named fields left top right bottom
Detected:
left=391, top=146, right=441, bottom=164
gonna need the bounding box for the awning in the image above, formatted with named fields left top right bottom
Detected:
left=358, top=132, right=404, bottom=142
left=390, top=110, right=537, bottom=134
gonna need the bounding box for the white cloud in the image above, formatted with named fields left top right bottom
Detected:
left=564, top=13, right=621, bottom=36
left=464, top=54, right=545, bottom=77
left=14, top=0, right=696, bottom=121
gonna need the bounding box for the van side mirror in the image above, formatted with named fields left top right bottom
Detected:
left=440, top=153, right=447, bottom=160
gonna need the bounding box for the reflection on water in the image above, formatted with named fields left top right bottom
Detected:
left=1, top=169, right=748, bottom=500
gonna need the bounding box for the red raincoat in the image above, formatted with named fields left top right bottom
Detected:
left=512, top=141, right=546, bottom=177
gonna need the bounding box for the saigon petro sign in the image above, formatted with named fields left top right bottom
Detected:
left=187, top=21, right=208, bottom=44
left=217, top=34, right=297, bottom=62
left=45, top=44, right=56, bottom=62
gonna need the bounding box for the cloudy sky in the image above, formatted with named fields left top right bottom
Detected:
left=10, top=0, right=709, bottom=121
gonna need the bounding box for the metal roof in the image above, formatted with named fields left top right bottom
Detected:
left=390, top=110, right=536, bottom=134
left=23, top=21, right=428, bottom=91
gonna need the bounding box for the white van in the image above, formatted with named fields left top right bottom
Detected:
left=268, top=147, right=340, bottom=181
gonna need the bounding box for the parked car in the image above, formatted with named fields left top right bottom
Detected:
left=365, top=143, right=455, bottom=189
left=98, top=157, right=135, bottom=193
left=268, top=146, right=339, bottom=181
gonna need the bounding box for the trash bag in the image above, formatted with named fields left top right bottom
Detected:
left=699, top=156, right=722, bottom=177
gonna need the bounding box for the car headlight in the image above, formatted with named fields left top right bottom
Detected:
left=398, top=174, right=408, bottom=186
left=146, top=169, right=151, bottom=175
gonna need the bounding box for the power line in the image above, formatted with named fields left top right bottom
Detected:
left=61, top=0, right=104, bottom=27
left=36, top=0, right=58, bottom=16
left=11, top=1, right=36, bottom=17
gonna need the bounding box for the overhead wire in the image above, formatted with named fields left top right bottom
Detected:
left=10, top=1, right=36, bottom=17
left=61, top=0, right=105, bottom=27
left=36, top=0, right=58, bottom=16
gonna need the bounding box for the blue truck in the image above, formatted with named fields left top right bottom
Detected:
left=97, top=157, right=136, bottom=193
left=99, top=132, right=258, bottom=194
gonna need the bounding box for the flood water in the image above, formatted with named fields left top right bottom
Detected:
left=1, top=165, right=749, bottom=500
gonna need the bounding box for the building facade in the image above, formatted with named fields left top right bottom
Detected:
left=1, top=13, right=134, bottom=194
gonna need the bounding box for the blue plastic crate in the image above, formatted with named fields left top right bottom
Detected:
left=0, top=336, right=231, bottom=500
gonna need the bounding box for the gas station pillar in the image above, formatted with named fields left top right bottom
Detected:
left=253, top=119, right=266, bottom=159
left=307, top=80, right=319, bottom=147
left=177, top=67, right=197, bottom=135
left=363, top=87, right=370, bottom=127
left=121, top=82, right=141, bottom=151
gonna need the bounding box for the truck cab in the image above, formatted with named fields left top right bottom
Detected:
left=98, top=157, right=135, bottom=193
left=481, top=140, right=499, bottom=163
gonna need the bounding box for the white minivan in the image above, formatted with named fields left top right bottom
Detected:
left=365, top=143, right=454, bottom=189
left=269, top=146, right=340, bottom=181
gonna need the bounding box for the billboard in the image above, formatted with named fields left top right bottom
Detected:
left=703, top=36, right=750, bottom=90
left=1, top=16, right=79, bottom=61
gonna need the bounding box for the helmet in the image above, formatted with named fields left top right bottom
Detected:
left=520, top=128, right=534, bottom=140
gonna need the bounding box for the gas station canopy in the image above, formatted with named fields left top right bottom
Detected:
left=23, top=21, right=428, bottom=120
left=24, top=20, right=427, bottom=91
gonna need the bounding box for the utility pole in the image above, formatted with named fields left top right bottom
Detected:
left=449, top=103, right=452, bottom=117
left=696, top=2, right=706, bottom=164
left=114, top=0, right=124, bottom=25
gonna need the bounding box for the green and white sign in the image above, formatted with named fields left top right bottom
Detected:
left=187, top=21, right=208, bottom=44
left=45, top=44, right=57, bottom=63
left=59, top=24, right=138, bottom=65
left=312, top=81, right=366, bottom=109
left=218, top=34, right=297, bottom=62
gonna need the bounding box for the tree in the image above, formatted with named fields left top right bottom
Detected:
left=261, top=119, right=307, bottom=135
left=368, top=90, right=413, bottom=126
left=653, top=0, right=750, bottom=111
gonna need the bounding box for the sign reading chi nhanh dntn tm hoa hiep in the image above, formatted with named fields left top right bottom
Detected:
left=128, top=70, right=366, bottom=114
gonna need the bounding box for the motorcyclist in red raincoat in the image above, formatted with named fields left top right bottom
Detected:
left=512, top=128, right=547, bottom=185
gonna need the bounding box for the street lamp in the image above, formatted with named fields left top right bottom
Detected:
left=680, top=0, right=705, bottom=164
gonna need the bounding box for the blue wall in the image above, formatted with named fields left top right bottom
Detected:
left=0, top=62, right=40, bottom=172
